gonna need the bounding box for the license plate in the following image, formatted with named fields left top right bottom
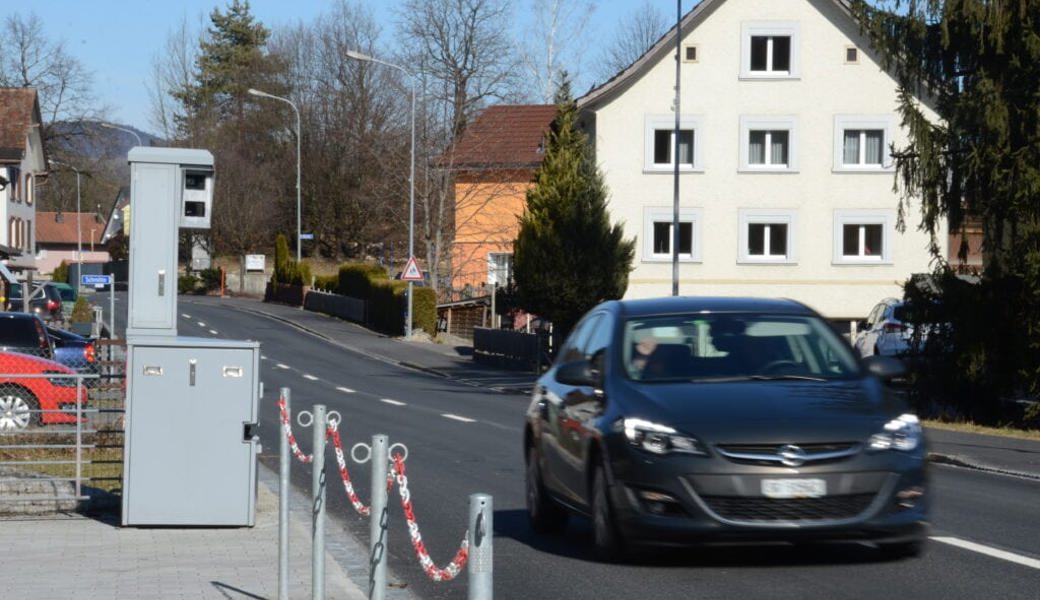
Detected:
left=761, top=478, right=826, bottom=499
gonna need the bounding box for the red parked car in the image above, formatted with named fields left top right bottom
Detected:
left=0, top=351, right=86, bottom=430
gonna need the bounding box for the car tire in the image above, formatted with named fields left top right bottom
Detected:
left=526, top=447, right=567, bottom=533
left=592, top=464, right=626, bottom=562
left=0, top=387, right=40, bottom=431
left=879, top=539, right=925, bottom=560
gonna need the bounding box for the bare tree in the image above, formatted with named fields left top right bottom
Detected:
left=148, top=15, right=203, bottom=141
left=521, top=0, right=597, bottom=103
left=0, top=12, right=100, bottom=143
left=395, top=0, right=522, bottom=296
left=596, top=1, right=669, bottom=83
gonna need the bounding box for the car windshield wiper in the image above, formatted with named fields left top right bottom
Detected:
left=748, top=374, right=829, bottom=382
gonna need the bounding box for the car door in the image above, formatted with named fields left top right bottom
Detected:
left=557, top=313, right=613, bottom=507
left=856, top=303, right=883, bottom=357
left=536, top=315, right=599, bottom=503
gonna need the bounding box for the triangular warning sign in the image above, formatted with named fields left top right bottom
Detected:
left=400, top=255, right=424, bottom=281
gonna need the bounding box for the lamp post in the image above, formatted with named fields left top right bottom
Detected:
left=99, top=122, right=143, bottom=146
left=345, top=50, right=417, bottom=338
left=248, top=88, right=302, bottom=263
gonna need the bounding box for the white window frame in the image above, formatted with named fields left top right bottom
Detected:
left=739, top=116, right=799, bottom=172
left=487, top=252, right=512, bottom=286
left=642, top=207, right=703, bottom=263
left=740, top=21, right=800, bottom=80
left=644, top=115, right=704, bottom=173
left=833, top=209, right=894, bottom=264
left=738, top=209, right=797, bottom=264
left=833, top=116, right=895, bottom=172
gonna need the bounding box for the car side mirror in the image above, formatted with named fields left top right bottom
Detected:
left=555, top=360, right=598, bottom=388
left=862, top=355, right=906, bottom=381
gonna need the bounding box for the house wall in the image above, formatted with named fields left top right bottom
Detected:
left=451, top=171, right=533, bottom=293
left=587, top=0, right=944, bottom=321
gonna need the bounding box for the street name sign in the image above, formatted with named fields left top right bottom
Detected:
left=81, top=274, right=113, bottom=286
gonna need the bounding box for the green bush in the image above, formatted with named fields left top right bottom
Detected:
left=52, top=260, right=70, bottom=284
left=198, top=268, right=222, bottom=293
left=178, top=273, right=199, bottom=294
left=412, top=286, right=437, bottom=336
left=294, top=260, right=312, bottom=286
left=274, top=234, right=290, bottom=284
left=70, top=296, right=93, bottom=324
left=337, top=263, right=389, bottom=297
left=313, top=274, right=338, bottom=292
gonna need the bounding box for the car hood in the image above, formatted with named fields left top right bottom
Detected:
left=615, top=378, right=902, bottom=444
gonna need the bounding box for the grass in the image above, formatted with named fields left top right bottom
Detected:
left=923, top=419, right=1040, bottom=442
left=0, top=428, right=124, bottom=495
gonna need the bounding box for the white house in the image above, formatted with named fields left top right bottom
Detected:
left=0, top=87, right=46, bottom=272
left=577, top=0, right=943, bottom=324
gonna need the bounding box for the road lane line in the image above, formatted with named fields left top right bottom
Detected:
left=381, top=398, right=407, bottom=406
left=303, top=374, right=318, bottom=381
left=336, top=386, right=355, bottom=394
left=931, top=536, right=1040, bottom=570
left=276, top=363, right=291, bottom=370
left=197, top=321, right=206, bottom=327
left=442, top=413, right=476, bottom=423
left=182, top=313, right=191, bottom=319
left=209, top=329, right=219, bottom=335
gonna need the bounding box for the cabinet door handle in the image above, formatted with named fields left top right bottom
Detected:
left=158, top=270, right=166, bottom=296
left=189, top=359, right=197, bottom=386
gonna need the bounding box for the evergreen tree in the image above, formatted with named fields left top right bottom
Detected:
left=852, top=0, right=1040, bottom=422
left=513, top=75, right=635, bottom=340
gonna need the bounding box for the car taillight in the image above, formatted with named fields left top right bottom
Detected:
left=84, top=343, right=96, bottom=363
left=47, top=299, right=59, bottom=312
left=883, top=323, right=906, bottom=333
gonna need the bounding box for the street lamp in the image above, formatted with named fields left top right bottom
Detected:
left=247, top=88, right=302, bottom=263
left=345, top=50, right=417, bottom=338
left=99, top=122, right=143, bottom=146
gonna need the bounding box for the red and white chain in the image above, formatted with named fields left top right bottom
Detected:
left=391, top=453, right=469, bottom=581
left=327, top=420, right=374, bottom=517
left=277, top=395, right=313, bottom=464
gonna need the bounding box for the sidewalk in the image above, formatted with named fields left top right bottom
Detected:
left=0, top=464, right=366, bottom=599
left=225, top=295, right=1040, bottom=481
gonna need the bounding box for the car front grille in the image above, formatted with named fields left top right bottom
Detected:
left=700, top=492, right=876, bottom=522
left=715, top=442, right=861, bottom=467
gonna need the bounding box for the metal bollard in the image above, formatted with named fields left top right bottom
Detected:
left=312, top=404, right=327, bottom=600
left=369, top=435, right=389, bottom=600
left=468, top=494, right=493, bottom=600
left=278, top=388, right=291, bottom=600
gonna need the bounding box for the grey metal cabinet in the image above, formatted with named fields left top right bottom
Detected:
left=122, top=337, right=261, bottom=526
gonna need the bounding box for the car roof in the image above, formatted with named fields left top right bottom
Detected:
left=605, top=296, right=819, bottom=319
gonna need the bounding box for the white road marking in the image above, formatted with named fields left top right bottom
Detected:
left=276, top=363, right=291, bottom=370
left=197, top=321, right=206, bottom=327
left=260, top=355, right=268, bottom=360
left=381, top=398, right=407, bottom=406
left=303, top=374, right=318, bottom=381
left=441, top=413, right=476, bottom=423
left=931, top=536, right=1040, bottom=570
left=209, top=329, right=219, bottom=335
left=336, top=386, right=355, bottom=394
left=182, top=313, right=191, bottom=319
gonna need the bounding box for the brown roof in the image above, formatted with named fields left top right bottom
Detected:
left=447, top=105, right=557, bottom=170
left=35, top=212, right=106, bottom=245
left=0, top=88, right=42, bottom=161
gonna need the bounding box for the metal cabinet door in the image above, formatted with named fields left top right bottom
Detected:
left=127, top=162, right=178, bottom=333
left=124, top=346, right=257, bottom=525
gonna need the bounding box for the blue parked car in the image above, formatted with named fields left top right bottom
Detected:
left=45, top=326, right=99, bottom=386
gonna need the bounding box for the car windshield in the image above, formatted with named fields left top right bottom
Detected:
left=624, top=313, right=861, bottom=382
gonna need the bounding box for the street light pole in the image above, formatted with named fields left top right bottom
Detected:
left=248, top=88, right=302, bottom=263
left=51, top=161, right=84, bottom=285
left=346, top=50, right=417, bottom=338
left=99, top=122, right=143, bottom=146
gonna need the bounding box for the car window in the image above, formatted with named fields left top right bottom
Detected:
left=557, top=315, right=600, bottom=364
left=625, top=313, right=860, bottom=382
left=0, top=318, right=41, bottom=345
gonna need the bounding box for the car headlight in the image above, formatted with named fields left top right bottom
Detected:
left=619, top=418, right=707, bottom=456
left=869, top=414, right=922, bottom=451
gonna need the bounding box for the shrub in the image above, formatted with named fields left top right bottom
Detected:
left=70, top=296, right=93, bottom=324
left=52, top=260, right=70, bottom=284
left=337, top=263, right=389, bottom=297
left=178, top=273, right=199, bottom=294
left=198, top=268, right=222, bottom=293
left=313, top=274, right=338, bottom=292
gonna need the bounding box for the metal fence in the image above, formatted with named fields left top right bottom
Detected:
left=0, top=340, right=126, bottom=514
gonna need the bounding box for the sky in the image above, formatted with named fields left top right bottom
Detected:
left=19, top=0, right=696, bottom=136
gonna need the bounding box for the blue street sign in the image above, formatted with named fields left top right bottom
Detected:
left=81, top=274, right=113, bottom=286
left=299, top=233, right=314, bottom=240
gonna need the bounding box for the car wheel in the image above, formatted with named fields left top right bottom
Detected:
left=0, top=387, right=40, bottom=431
left=879, top=539, right=926, bottom=560
left=526, top=447, right=567, bottom=533
left=592, top=464, right=626, bottom=562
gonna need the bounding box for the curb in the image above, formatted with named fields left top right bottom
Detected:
left=927, top=452, right=1040, bottom=481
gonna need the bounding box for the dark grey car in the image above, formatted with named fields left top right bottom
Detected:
left=524, top=297, right=928, bottom=561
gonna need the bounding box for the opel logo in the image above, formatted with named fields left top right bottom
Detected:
left=778, top=444, right=808, bottom=467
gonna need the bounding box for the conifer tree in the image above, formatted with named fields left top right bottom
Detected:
left=513, top=75, right=635, bottom=339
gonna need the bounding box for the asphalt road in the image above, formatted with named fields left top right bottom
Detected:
left=104, top=293, right=1040, bottom=599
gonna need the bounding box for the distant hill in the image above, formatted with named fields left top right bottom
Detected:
left=49, top=121, right=161, bottom=159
